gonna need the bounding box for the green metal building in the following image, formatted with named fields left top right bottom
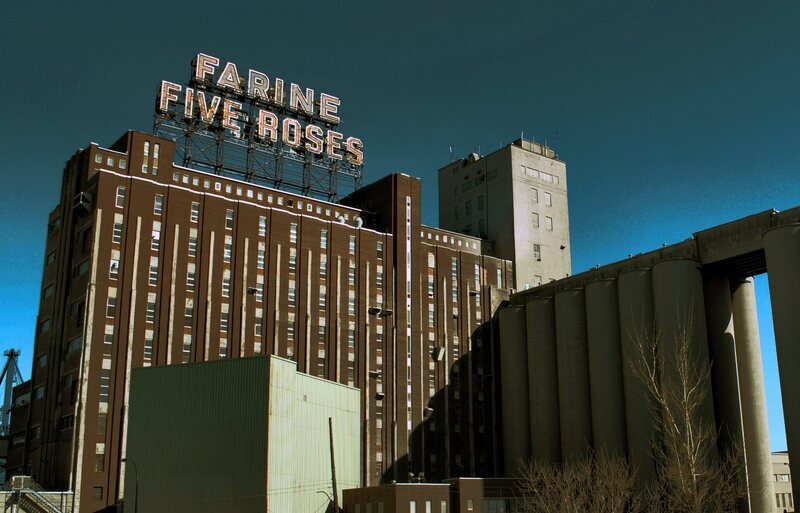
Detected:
left=124, top=356, right=361, bottom=513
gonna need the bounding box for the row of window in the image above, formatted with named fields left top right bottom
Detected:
left=171, top=171, right=357, bottom=221
left=421, top=230, right=480, bottom=250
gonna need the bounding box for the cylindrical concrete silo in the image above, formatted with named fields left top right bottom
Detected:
left=763, top=224, right=800, bottom=504
left=526, top=298, right=561, bottom=464
left=617, top=268, right=657, bottom=485
left=554, top=289, right=593, bottom=461
left=585, top=279, right=627, bottom=458
left=651, top=259, right=717, bottom=451
left=498, top=305, right=531, bottom=476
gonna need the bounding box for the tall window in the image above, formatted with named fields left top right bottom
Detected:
left=256, top=275, right=264, bottom=302
left=289, top=248, right=297, bottom=272
left=115, top=186, right=126, bottom=208
left=544, top=191, right=552, bottom=206
left=532, top=212, right=540, bottom=228
left=224, top=236, right=233, bottom=263
left=146, top=293, right=157, bottom=323
left=188, top=228, right=198, bottom=257
left=112, top=214, right=123, bottom=244
left=545, top=216, right=553, bottom=231
left=220, top=303, right=230, bottom=332
left=257, top=242, right=266, bottom=269
left=153, top=195, right=164, bottom=216
left=184, top=298, right=194, bottom=327
left=186, top=263, right=196, bottom=291
left=148, top=257, right=158, bottom=286
left=190, top=202, right=200, bottom=223
left=320, top=254, right=327, bottom=277
left=533, top=244, right=541, bottom=259
left=289, top=223, right=298, bottom=243
left=225, top=209, right=234, bottom=230
left=259, top=216, right=268, bottom=237
left=349, top=235, right=356, bottom=255
left=320, top=229, right=328, bottom=249
left=222, top=269, right=231, bottom=297
left=151, top=221, right=161, bottom=251
left=106, top=288, right=117, bottom=318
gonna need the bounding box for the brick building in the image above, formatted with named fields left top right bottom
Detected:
left=6, top=130, right=520, bottom=512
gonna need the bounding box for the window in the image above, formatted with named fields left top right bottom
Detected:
left=149, top=256, right=158, bottom=286
left=349, top=235, right=356, bottom=255
left=225, top=209, right=234, bottom=230
left=187, top=263, right=196, bottom=290
left=465, top=200, right=472, bottom=215
left=106, top=288, right=117, bottom=317
left=319, top=285, right=327, bottom=308
left=531, top=188, right=539, bottom=202
left=115, top=186, right=126, bottom=208
left=320, top=254, right=327, bottom=277
left=289, top=223, right=298, bottom=243
left=112, top=213, right=123, bottom=243
left=532, top=212, right=539, bottom=228
left=109, top=250, right=120, bottom=279
left=533, top=244, right=541, bottom=260
left=95, top=443, right=105, bottom=472
left=120, top=159, right=127, bottom=169
left=220, top=303, right=230, bottom=331
left=184, top=298, right=194, bottom=327
left=256, top=275, right=264, bottom=302
left=288, top=279, right=296, bottom=305
left=146, top=293, right=157, bottom=323
left=497, top=268, right=503, bottom=288
left=410, top=501, right=416, bottom=513
left=154, top=195, right=164, bottom=215
left=182, top=334, right=192, bottom=363
left=259, top=216, right=267, bottom=237
left=144, top=141, right=150, bottom=156
left=320, top=229, right=328, bottom=249
left=348, top=261, right=356, bottom=285
left=46, top=250, right=56, bottom=265
left=104, top=324, right=114, bottom=346
left=144, top=330, right=154, bottom=365
left=289, top=247, right=297, bottom=272
left=189, top=228, right=198, bottom=257
left=222, top=269, right=231, bottom=297
left=190, top=202, right=200, bottom=222
left=544, top=191, right=552, bottom=206
left=545, top=216, right=553, bottom=231
left=257, top=242, right=265, bottom=269
left=151, top=221, right=161, bottom=251
left=377, top=241, right=384, bottom=258
left=95, top=153, right=102, bottom=163
left=477, top=195, right=484, bottom=210
left=224, top=235, right=233, bottom=263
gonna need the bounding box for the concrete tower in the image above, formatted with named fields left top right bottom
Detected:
left=438, top=139, right=572, bottom=290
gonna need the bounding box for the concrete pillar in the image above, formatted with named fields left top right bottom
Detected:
left=498, top=305, right=531, bottom=475
left=651, top=259, right=717, bottom=438
left=525, top=298, right=561, bottom=463
left=617, top=269, right=657, bottom=485
left=763, top=223, right=800, bottom=504
left=703, top=273, right=745, bottom=450
left=731, top=277, right=775, bottom=513
left=585, top=279, right=627, bottom=457
left=554, top=289, right=592, bottom=461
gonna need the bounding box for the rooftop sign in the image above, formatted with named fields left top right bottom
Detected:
left=154, top=53, right=364, bottom=199
left=157, top=53, right=363, bottom=166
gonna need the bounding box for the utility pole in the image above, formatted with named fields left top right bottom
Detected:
left=329, top=417, right=340, bottom=513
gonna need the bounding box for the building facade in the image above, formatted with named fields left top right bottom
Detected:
left=7, top=130, right=514, bottom=512
left=773, top=451, right=794, bottom=512
left=497, top=206, right=800, bottom=513
left=438, top=139, right=572, bottom=290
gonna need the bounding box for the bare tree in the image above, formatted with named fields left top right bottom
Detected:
left=629, top=320, right=746, bottom=513
left=518, top=318, right=745, bottom=513
left=518, top=451, right=645, bottom=513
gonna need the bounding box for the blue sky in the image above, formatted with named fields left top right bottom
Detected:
left=1, top=1, right=797, bottom=450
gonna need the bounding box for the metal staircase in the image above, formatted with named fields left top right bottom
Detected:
left=9, top=476, right=73, bottom=513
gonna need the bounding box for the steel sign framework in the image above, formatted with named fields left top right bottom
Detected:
left=154, top=55, right=363, bottom=201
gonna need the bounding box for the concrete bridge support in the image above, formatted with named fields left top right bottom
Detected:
left=731, top=277, right=775, bottom=513
left=763, top=224, right=800, bottom=504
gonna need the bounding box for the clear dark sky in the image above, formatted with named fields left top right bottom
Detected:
left=2, top=1, right=798, bottom=450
